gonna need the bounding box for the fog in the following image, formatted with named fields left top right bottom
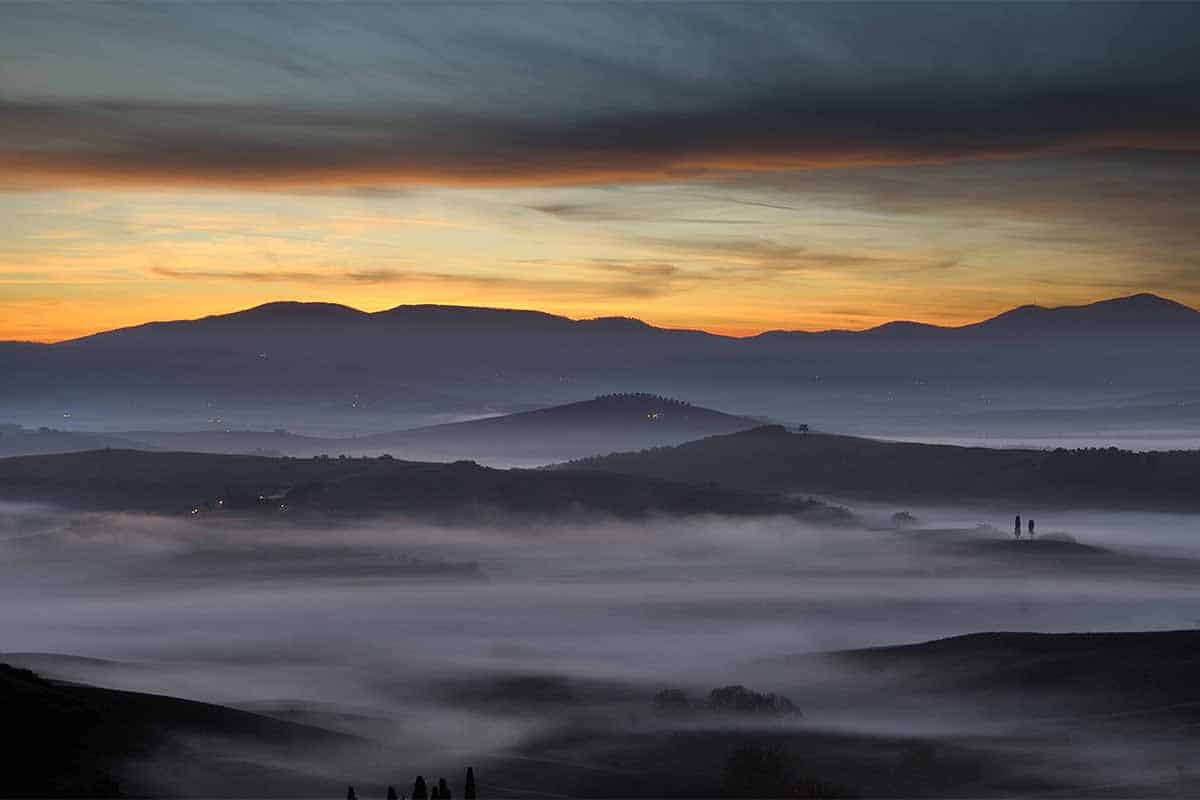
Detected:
left=3, top=500, right=1199, bottom=794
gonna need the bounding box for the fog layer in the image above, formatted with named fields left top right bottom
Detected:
left=3, top=502, right=1199, bottom=795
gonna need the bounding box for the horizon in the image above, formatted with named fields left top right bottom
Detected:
left=4, top=3, right=1200, bottom=340
left=7, top=290, right=1195, bottom=345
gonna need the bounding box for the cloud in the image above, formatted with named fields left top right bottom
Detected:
left=150, top=263, right=686, bottom=301
left=2, top=78, right=1198, bottom=191
left=153, top=267, right=409, bottom=284
left=530, top=202, right=762, bottom=225
left=639, top=237, right=960, bottom=279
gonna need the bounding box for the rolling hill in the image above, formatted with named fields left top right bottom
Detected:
left=564, top=425, right=1200, bottom=510
left=0, top=661, right=354, bottom=798
left=0, top=448, right=848, bottom=522
left=354, top=393, right=761, bottom=464
left=0, top=394, right=763, bottom=464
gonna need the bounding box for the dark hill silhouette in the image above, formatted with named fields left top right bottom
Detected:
left=353, top=393, right=762, bottom=464
left=957, top=292, right=1200, bottom=339
left=53, top=293, right=1200, bottom=349
left=62, top=301, right=721, bottom=350
left=774, top=630, right=1200, bottom=722
left=752, top=292, right=1200, bottom=343
left=0, top=661, right=354, bottom=797
left=4, top=293, right=1199, bottom=435
left=566, top=425, right=1200, bottom=510
left=0, top=427, right=145, bottom=458
left=0, top=448, right=847, bottom=522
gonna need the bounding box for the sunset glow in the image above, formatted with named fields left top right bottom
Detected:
left=3, top=3, right=1199, bottom=341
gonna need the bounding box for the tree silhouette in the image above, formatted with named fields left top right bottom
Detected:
left=347, top=786, right=357, bottom=800
left=708, top=684, right=798, bottom=715
left=438, top=777, right=452, bottom=800
left=412, top=775, right=428, bottom=800
left=464, top=767, right=476, bottom=800
left=387, top=787, right=398, bottom=800
left=653, top=688, right=691, bottom=713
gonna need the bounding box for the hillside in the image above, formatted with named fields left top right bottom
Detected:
left=0, top=394, right=762, bottom=465
left=0, top=426, right=145, bottom=458
left=565, top=425, right=1200, bottom=510
left=0, top=662, right=353, bottom=798
left=773, top=630, right=1200, bottom=721
left=349, top=393, right=761, bottom=464
left=0, top=448, right=847, bottom=522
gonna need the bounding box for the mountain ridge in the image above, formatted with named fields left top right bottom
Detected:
left=35, top=292, right=1200, bottom=347
left=6, top=292, right=1199, bottom=437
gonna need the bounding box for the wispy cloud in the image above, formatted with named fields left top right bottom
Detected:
left=150, top=263, right=687, bottom=301
left=152, top=267, right=405, bottom=284
left=639, top=236, right=961, bottom=279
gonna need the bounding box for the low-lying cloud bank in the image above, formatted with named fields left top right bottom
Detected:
left=4, top=501, right=1200, bottom=794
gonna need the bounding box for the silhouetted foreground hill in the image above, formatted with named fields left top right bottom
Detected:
left=0, top=662, right=351, bottom=798
left=566, top=425, right=1200, bottom=510
left=9, top=632, right=1200, bottom=799
left=776, top=630, right=1200, bottom=722
left=5, top=293, right=1200, bottom=435
left=0, top=449, right=847, bottom=522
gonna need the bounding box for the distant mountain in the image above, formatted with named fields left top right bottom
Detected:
left=3, top=294, right=1198, bottom=435
left=565, top=425, right=1200, bottom=510
left=754, top=292, right=1200, bottom=342
left=58, top=293, right=1200, bottom=348
left=63, top=301, right=723, bottom=351
left=958, top=293, right=1200, bottom=338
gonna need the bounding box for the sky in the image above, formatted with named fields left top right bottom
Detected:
left=2, top=2, right=1200, bottom=341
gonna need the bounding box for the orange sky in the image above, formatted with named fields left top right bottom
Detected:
left=4, top=4, right=1199, bottom=342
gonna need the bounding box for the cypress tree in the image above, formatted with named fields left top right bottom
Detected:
left=347, top=786, right=358, bottom=800
left=387, top=787, right=398, bottom=800
left=438, top=778, right=451, bottom=800
left=464, top=767, right=476, bottom=800
left=412, top=776, right=428, bottom=800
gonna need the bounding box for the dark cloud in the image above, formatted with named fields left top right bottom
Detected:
left=3, top=3, right=1199, bottom=190
left=2, top=73, right=1198, bottom=191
